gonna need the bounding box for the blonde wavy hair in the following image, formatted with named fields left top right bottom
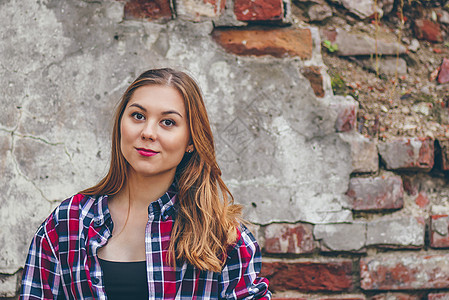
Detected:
left=81, top=68, right=242, bottom=272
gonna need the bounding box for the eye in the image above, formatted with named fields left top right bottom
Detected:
left=131, top=112, right=145, bottom=121
left=161, top=119, right=175, bottom=127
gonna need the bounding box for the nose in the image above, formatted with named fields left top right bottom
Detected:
left=141, top=121, right=157, bottom=141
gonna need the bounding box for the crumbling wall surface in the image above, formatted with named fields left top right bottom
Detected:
left=2, top=0, right=449, bottom=299
left=0, top=0, right=350, bottom=296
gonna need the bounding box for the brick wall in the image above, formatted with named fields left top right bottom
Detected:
left=256, top=134, right=449, bottom=300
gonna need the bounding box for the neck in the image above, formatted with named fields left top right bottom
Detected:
left=125, top=170, right=175, bottom=209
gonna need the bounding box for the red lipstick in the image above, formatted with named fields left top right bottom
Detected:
left=136, top=148, right=158, bottom=157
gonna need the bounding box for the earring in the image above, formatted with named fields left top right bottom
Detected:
left=188, top=149, right=193, bottom=153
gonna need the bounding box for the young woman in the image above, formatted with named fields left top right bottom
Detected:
left=20, top=68, right=271, bottom=299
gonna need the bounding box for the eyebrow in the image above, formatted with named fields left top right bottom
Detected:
left=129, top=103, right=183, bottom=118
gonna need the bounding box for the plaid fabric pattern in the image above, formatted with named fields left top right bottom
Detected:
left=20, top=188, right=271, bottom=300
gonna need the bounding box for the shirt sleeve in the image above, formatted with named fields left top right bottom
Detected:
left=219, top=225, right=271, bottom=300
left=20, top=213, right=62, bottom=300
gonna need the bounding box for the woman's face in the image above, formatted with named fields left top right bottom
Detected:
left=120, top=85, right=192, bottom=180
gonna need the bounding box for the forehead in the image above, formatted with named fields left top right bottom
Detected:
left=128, top=85, right=186, bottom=113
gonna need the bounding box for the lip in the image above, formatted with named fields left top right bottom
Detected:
left=136, top=148, right=159, bottom=157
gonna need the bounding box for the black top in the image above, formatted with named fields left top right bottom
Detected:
left=99, top=258, right=149, bottom=300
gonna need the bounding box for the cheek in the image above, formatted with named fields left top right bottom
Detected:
left=120, top=120, right=135, bottom=143
left=120, top=120, right=134, bottom=154
left=163, top=130, right=190, bottom=154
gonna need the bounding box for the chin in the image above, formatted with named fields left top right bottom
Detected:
left=131, top=166, right=177, bottom=179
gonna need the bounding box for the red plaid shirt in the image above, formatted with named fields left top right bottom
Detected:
left=20, top=187, right=270, bottom=299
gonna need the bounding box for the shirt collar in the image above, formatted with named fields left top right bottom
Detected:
left=92, top=182, right=178, bottom=226
left=148, top=183, right=178, bottom=221
left=92, top=195, right=112, bottom=228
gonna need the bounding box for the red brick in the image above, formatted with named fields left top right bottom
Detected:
left=211, top=0, right=225, bottom=13
left=264, top=223, right=315, bottom=254
left=428, top=292, right=449, bottom=300
left=371, top=293, right=421, bottom=300
left=414, top=19, right=444, bottom=43
left=318, top=296, right=365, bottom=300
left=124, top=0, right=172, bottom=20
left=378, top=138, right=434, bottom=171
left=302, top=66, right=324, bottom=98
left=273, top=295, right=365, bottom=300
left=438, top=58, right=449, bottom=84
left=430, top=215, right=449, bottom=248
left=360, top=253, right=449, bottom=290
left=211, top=28, right=312, bottom=59
left=415, top=192, right=430, bottom=208
left=347, top=174, right=404, bottom=211
left=234, top=0, right=283, bottom=21
left=261, top=260, right=353, bottom=292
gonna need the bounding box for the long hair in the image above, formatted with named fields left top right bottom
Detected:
left=81, top=68, right=242, bottom=272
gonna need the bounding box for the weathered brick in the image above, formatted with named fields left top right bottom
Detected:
left=124, top=0, right=172, bottom=20
left=308, top=3, right=332, bottom=22
left=378, top=138, right=434, bottom=171
left=376, top=57, right=408, bottom=76
left=402, top=176, right=418, bottom=196
left=366, top=216, right=425, bottom=248
left=212, top=28, right=312, bottom=59
left=314, top=223, right=366, bottom=252
left=415, top=192, right=430, bottom=208
left=430, top=214, right=449, bottom=248
left=234, top=0, right=283, bottom=21
left=360, top=253, right=449, bottom=290
left=370, top=293, right=421, bottom=300
left=302, top=66, right=325, bottom=98
left=273, top=295, right=365, bottom=300
left=318, top=296, right=365, bottom=300
left=273, top=298, right=307, bottom=300
left=339, top=132, right=378, bottom=173
left=264, top=223, right=315, bottom=254
left=438, top=58, right=449, bottom=84
left=261, top=259, right=353, bottom=292
left=334, top=97, right=358, bottom=132
left=414, top=19, right=444, bottom=43
left=176, top=0, right=225, bottom=21
left=272, top=297, right=307, bottom=300
left=347, top=174, right=404, bottom=211
left=438, top=139, right=449, bottom=171
left=321, top=28, right=406, bottom=56
left=428, top=293, right=449, bottom=300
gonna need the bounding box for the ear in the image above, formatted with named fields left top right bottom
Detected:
left=186, top=145, right=194, bottom=153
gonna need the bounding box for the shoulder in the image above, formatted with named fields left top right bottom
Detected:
left=227, top=223, right=262, bottom=261
left=53, top=193, right=103, bottom=221
left=37, top=193, right=105, bottom=237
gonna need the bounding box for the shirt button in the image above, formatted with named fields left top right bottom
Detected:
left=92, top=277, right=100, bottom=285
left=94, top=220, right=102, bottom=226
